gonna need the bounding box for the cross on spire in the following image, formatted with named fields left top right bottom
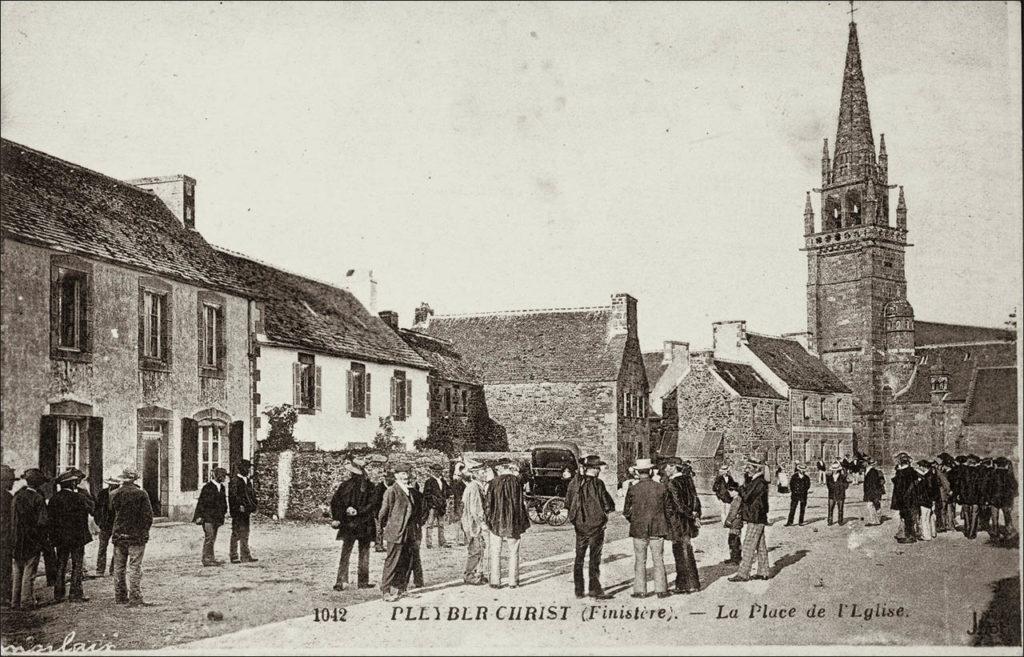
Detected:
left=848, top=1, right=857, bottom=22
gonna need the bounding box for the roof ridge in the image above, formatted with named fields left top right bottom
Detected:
left=399, top=327, right=456, bottom=348
left=213, top=245, right=354, bottom=296
left=916, top=319, right=1015, bottom=331
left=433, top=305, right=610, bottom=320
left=973, top=365, right=1017, bottom=371
left=1, top=137, right=159, bottom=202
left=916, top=340, right=1015, bottom=349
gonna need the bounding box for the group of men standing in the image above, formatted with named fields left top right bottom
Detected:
left=191, top=460, right=260, bottom=566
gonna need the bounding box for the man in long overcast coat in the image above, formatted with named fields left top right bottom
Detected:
left=663, top=457, right=701, bottom=594
left=330, top=456, right=377, bottom=591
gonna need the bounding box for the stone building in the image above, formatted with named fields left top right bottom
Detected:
left=381, top=305, right=504, bottom=453
left=657, top=321, right=853, bottom=490
left=800, top=18, right=1018, bottom=462
left=417, top=294, right=649, bottom=489
left=1, top=139, right=255, bottom=520
left=219, top=251, right=431, bottom=452
left=643, top=341, right=690, bottom=454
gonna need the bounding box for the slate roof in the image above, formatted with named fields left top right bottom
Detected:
left=1, top=138, right=250, bottom=297
left=424, top=308, right=625, bottom=384
left=398, top=328, right=480, bottom=385
left=896, top=341, right=1015, bottom=404
left=712, top=360, right=784, bottom=400
left=915, top=320, right=1015, bottom=346
left=219, top=250, right=428, bottom=369
left=643, top=352, right=669, bottom=394
left=677, top=430, right=724, bottom=459
left=745, top=333, right=851, bottom=394
left=963, top=367, right=1018, bottom=425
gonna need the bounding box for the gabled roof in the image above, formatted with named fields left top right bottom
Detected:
left=712, top=360, right=785, bottom=400
left=745, top=333, right=851, bottom=394
left=218, top=249, right=428, bottom=370
left=424, top=308, right=625, bottom=384
left=398, top=329, right=480, bottom=386
left=914, top=320, right=1015, bottom=346
left=896, top=341, right=1015, bottom=404
left=1, top=138, right=250, bottom=297
left=643, top=351, right=669, bottom=393
left=963, top=367, right=1018, bottom=425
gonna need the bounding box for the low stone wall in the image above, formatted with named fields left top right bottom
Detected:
left=254, top=448, right=449, bottom=520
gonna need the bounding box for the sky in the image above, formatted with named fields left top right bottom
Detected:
left=2, top=1, right=1021, bottom=352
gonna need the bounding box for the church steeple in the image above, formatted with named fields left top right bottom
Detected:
left=832, top=19, right=875, bottom=185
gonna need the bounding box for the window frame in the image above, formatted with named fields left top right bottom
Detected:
left=50, top=256, right=94, bottom=363
left=139, top=277, right=173, bottom=370
left=57, top=417, right=87, bottom=475
left=197, top=291, right=227, bottom=379
left=199, top=422, right=224, bottom=483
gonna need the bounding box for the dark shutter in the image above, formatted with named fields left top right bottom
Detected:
left=314, top=366, right=322, bottom=411
left=81, top=271, right=92, bottom=353
left=49, top=266, right=60, bottom=355
left=229, top=421, right=244, bottom=472
left=138, top=287, right=146, bottom=358
left=160, top=294, right=171, bottom=363
left=40, top=415, right=60, bottom=479
left=346, top=370, right=354, bottom=414
left=406, top=380, right=412, bottom=418
left=364, top=372, right=371, bottom=415
left=181, top=418, right=199, bottom=491
left=389, top=377, right=396, bottom=417
left=292, top=362, right=302, bottom=407
left=197, top=300, right=205, bottom=370
left=87, top=417, right=104, bottom=494
left=215, top=306, right=227, bottom=371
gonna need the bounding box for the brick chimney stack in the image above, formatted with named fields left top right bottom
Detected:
left=128, top=175, right=196, bottom=229
left=662, top=340, right=690, bottom=365
left=378, top=311, right=399, bottom=332
left=609, top=293, right=638, bottom=338
left=414, top=302, right=434, bottom=329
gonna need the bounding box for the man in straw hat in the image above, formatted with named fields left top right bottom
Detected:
left=663, top=457, right=701, bottom=595
left=729, top=456, right=771, bottom=582
left=565, top=455, right=616, bottom=599
left=48, top=468, right=95, bottom=603
left=93, top=474, right=122, bottom=576
left=330, top=455, right=376, bottom=591
left=461, top=460, right=491, bottom=585
left=11, top=468, right=49, bottom=610
left=825, top=461, right=849, bottom=526
left=193, top=466, right=229, bottom=566
left=229, top=459, right=259, bottom=564
left=623, top=458, right=670, bottom=598
left=484, top=457, right=531, bottom=589
left=786, top=462, right=811, bottom=527
left=109, top=467, right=153, bottom=605
left=1, top=464, right=17, bottom=607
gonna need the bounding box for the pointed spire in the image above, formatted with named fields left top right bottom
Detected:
left=833, top=20, right=875, bottom=184
left=878, top=133, right=888, bottom=181
left=804, top=191, right=815, bottom=236
left=879, top=133, right=887, bottom=156
left=896, top=186, right=907, bottom=230
left=821, top=138, right=831, bottom=184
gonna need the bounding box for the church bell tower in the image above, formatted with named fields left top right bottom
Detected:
left=803, top=15, right=912, bottom=462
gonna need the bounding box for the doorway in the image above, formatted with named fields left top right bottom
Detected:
left=139, top=421, right=168, bottom=517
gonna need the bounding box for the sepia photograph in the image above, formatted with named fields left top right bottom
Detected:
left=0, top=1, right=1021, bottom=654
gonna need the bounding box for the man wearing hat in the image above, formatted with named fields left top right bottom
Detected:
left=329, top=455, right=377, bottom=590
left=825, top=461, right=849, bottom=526
left=664, top=457, right=701, bottom=595
left=193, top=467, right=229, bottom=566
left=377, top=464, right=417, bottom=601
left=623, top=458, right=670, bottom=598
left=786, top=463, right=811, bottom=527
left=1, top=464, right=16, bottom=607
left=451, top=460, right=469, bottom=547
left=484, top=458, right=531, bottom=589
left=92, top=475, right=121, bottom=576
left=960, top=454, right=982, bottom=539
left=933, top=456, right=953, bottom=533
left=461, top=460, right=491, bottom=585
left=729, top=457, right=771, bottom=582
left=109, top=468, right=153, bottom=606
left=565, top=455, right=615, bottom=599
left=229, top=460, right=259, bottom=564
left=862, top=459, right=885, bottom=526
left=421, top=463, right=452, bottom=549
left=988, top=457, right=1018, bottom=541
left=48, top=469, right=95, bottom=603
left=890, top=453, right=920, bottom=543
left=712, top=465, right=737, bottom=526
left=11, top=468, right=50, bottom=610
left=912, top=460, right=938, bottom=541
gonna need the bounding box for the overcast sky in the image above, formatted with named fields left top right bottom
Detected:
left=2, top=1, right=1021, bottom=351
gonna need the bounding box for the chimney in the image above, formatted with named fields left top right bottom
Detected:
left=413, top=302, right=434, bottom=329
left=662, top=340, right=690, bottom=365
left=609, top=293, right=638, bottom=338
left=344, top=269, right=378, bottom=313
left=781, top=331, right=812, bottom=353
left=689, top=349, right=714, bottom=369
left=712, top=320, right=747, bottom=360
left=128, top=175, right=196, bottom=229
left=378, top=311, right=399, bottom=332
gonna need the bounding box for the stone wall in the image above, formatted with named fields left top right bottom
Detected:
left=427, top=380, right=506, bottom=452
left=962, top=424, right=1019, bottom=461
left=253, top=447, right=448, bottom=520
left=883, top=399, right=987, bottom=460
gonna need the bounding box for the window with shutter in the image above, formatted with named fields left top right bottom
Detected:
left=139, top=278, right=173, bottom=370
left=349, top=363, right=367, bottom=417
left=346, top=370, right=354, bottom=413
left=295, top=354, right=317, bottom=414
left=406, top=379, right=413, bottom=417
left=87, top=417, right=104, bottom=494
left=50, top=256, right=93, bottom=363
left=197, top=292, right=227, bottom=378
left=180, top=418, right=200, bottom=491
left=40, top=416, right=60, bottom=479
left=314, top=365, right=322, bottom=411
left=364, top=372, right=371, bottom=415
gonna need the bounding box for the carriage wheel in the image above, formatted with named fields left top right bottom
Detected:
left=528, top=500, right=544, bottom=524
left=544, top=498, right=569, bottom=526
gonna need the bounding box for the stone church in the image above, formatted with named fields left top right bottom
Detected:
left=802, top=19, right=1018, bottom=464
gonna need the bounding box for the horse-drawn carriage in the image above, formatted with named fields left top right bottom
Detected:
left=523, top=441, right=580, bottom=526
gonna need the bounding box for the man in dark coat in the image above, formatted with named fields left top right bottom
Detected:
left=92, top=477, right=120, bottom=576
left=421, top=464, right=451, bottom=549
left=330, top=456, right=377, bottom=591
left=451, top=462, right=468, bottom=546
left=825, top=462, right=849, bottom=525
left=48, top=469, right=95, bottom=603
left=711, top=465, right=737, bottom=526
left=193, top=467, right=229, bottom=566
left=229, top=460, right=259, bottom=564
left=484, top=458, right=531, bottom=589
left=372, top=472, right=392, bottom=553
left=11, top=468, right=49, bottom=610
left=404, top=474, right=429, bottom=589
left=664, top=457, right=701, bottom=594
left=377, top=465, right=416, bottom=601
left=110, top=468, right=153, bottom=606
left=977, top=458, right=995, bottom=532
left=949, top=454, right=967, bottom=530
left=730, top=458, right=771, bottom=582
left=565, top=455, right=615, bottom=599
left=862, top=459, right=886, bottom=525
left=1, top=465, right=16, bottom=607
left=623, top=459, right=670, bottom=598
left=890, top=453, right=921, bottom=543
left=988, top=457, right=1018, bottom=541
left=786, top=463, right=811, bottom=526
left=960, top=454, right=982, bottom=539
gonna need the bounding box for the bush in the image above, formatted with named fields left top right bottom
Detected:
left=263, top=404, right=298, bottom=451
left=414, top=423, right=456, bottom=456
left=372, top=416, right=405, bottom=454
